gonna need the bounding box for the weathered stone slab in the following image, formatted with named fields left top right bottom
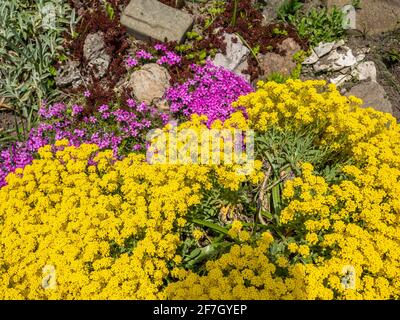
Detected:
left=121, top=0, right=194, bottom=43
left=347, top=81, right=393, bottom=114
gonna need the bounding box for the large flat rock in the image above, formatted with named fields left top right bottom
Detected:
left=327, top=0, right=400, bottom=35
left=347, top=81, right=393, bottom=114
left=121, top=0, right=194, bottom=43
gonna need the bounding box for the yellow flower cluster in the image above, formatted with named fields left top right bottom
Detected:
left=166, top=80, right=400, bottom=300
left=148, top=114, right=263, bottom=191
left=233, top=79, right=395, bottom=152
left=0, top=140, right=212, bottom=299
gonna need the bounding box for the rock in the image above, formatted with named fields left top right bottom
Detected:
left=341, top=4, right=357, bottom=29
left=347, top=81, right=393, bottom=114
left=302, top=50, right=319, bottom=65
left=314, top=41, right=336, bottom=58
left=330, top=74, right=351, bottom=86
left=327, top=0, right=400, bottom=35
left=55, top=60, right=82, bottom=88
left=314, top=47, right=357, bottom=72
left=258, top=38, right=301, bottom=78
left=277, top=38, right=302, bottom=56
left=129, top=63, right=171, bottom=104
left=121, top=0, right=194, bottom=43
left=83, top=32, right=111, bottom=79
left=212, top=33, right=250, bottom=77
left=259, top=52, right=297, bottom=78
left=356, top=53, right=366, bottom=63
left=154, top=99, right=171, bottom=113
left=262, top=0, right=286, bottom=25
left=352, top=61, right=377, bottom=82
left=333, top=39, right=346, bottom=49
left=83, top=32, right=105, bottom=61
left=331, top=47, right=357, bottom=70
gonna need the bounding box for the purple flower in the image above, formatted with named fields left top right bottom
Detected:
left=136, top=50, right=153, bottom=60
left=166, top=61, right=253, bottom=126
left=98, top=104, right=109, bottom=113
left=154, top=43, right=167, bottom=52
left=126, top=56, right=138, bottom=68
left=127, top=99, right=136, bottom=108
left=136, top=102, right=147, bottom=112
left=72, top=105, right=84, bottom=116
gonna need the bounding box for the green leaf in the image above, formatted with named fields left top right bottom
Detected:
left=191, top=218, right=229, bottom=235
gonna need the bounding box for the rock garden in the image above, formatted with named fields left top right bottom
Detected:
left=1, top=0, right=400, bottom=300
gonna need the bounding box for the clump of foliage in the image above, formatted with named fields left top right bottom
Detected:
left=283, top=6, right=346, bottom=46
left=0, top=0, right=77, bottom=138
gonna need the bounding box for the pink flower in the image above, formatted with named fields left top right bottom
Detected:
left=136, top=50, right=153, bottom=60
left=126, top=56, right=138, bottom=67
left=154, top=43, right=167, bottom=52
left=84, top=90, right=91, bottom=98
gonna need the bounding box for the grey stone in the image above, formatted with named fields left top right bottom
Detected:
left=314, top=47, right=357, bottom=72
left=314, top=41, right=335, bottom=58
left=330, top=73, right=351, bottom=86
left=212, top=33, right=250, bottom=78
left=83, top=32, right=105, bottom=61
left=83, top=32, right=111, bottom=79
left=129, top=63, right=171, bottom=104
left=347, top=81, right=393, bottom=114
left=121, top=0, right=194, bottom=43
left=327, top=0, right=400, bottom=35
left=352, top=61, right=377, bottom=82
left=55, top=60, right=82, bottom=88
left=341, top=4, right=357, bottom=29
left=302, top=49, right=319, bottom=65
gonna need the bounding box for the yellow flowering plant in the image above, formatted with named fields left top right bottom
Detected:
left=1, top=79, right=399, bottom=300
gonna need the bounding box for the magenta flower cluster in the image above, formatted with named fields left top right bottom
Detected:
left=126, top=44, right=181, bottom=68
left=166, top=62, right=253, bottom=126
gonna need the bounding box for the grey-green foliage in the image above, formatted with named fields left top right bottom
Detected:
left=0, top=0, right=77, bottom=136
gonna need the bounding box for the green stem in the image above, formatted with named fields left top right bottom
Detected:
left=231, top=0, right=239, bottom=27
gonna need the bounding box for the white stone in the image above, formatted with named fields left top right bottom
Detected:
left=330, top=74, right=351, bottom=86
left=341, top=5, right=357, bottom=29
left=352, top=61, right=377, bottom=82
left=356, top=54, right=366, bottom=63
left=314, top=41, right=336, bottom=58
left=333, top=39, right=346, bottom=49
left=313, top=61, right=331, bottom=73
left=212, top=33, right=250, bottom=75
left=331, top=48, right=358, bottom=71
left=302, top=49, right=319, bottom=65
